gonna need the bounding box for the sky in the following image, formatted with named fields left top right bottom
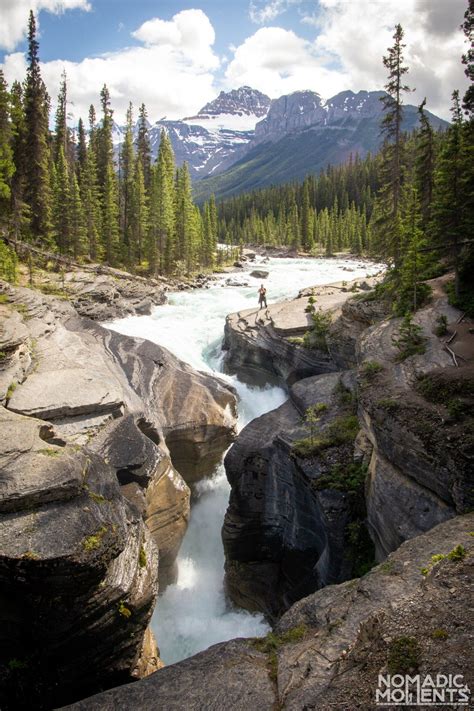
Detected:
left=0, top=0, right=469, bottom=125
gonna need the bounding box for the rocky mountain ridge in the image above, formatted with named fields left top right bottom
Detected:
left=112, top=86, right=447, bottom=189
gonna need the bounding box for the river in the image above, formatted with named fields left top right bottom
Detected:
left=106, top=255, right=383, bottom=665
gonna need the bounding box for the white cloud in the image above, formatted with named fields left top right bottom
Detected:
left=0, top=0, right=91, bottom=52
left=229, top=0, right=469, bottom=119
left=249, top=0, right=287, bottom=24
left=1, top=9, right=220, bottom=125
left=310, top=0, right=469, bottom=119
left=225, top=26, right=350, bottom=99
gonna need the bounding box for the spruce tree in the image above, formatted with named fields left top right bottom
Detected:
left=52, top=145, right=71, bottom=253
left=0, top=70, right=14, bottom=226
left=431, top=91, right=466, bottom=298
left=9, top=81, right=29, bottom=241
left=80, top=139, right=102, bottom=260
left=375, top=24, right=411, bottom=266
left=415, top=99, right=435, bottom=230
left=54, top=70, right=71, bottom=165
left=96, top=85, right=119, bottom=264
left=149, top=129, right=175, bottom=273
left=23, top=10, right=53, bottom=244
left=461, top=0, right=474, bottom=117
left=120, top=103, right=135, bottom=264
left=137, top=103, right=152, bottom=191
left=130, top=159, right=148, bottom=264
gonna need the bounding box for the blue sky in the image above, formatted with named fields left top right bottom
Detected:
left=0, top=0, right=469, bottom=124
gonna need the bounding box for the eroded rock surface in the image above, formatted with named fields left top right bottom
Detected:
left=61, top=514, right=474, bottom=711
left=223, top=371, right=365, bottom=619
left=0, top=279, right=237, bottom=706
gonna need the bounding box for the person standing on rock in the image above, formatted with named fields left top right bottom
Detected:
left=258, top=284, right=267, bottom=309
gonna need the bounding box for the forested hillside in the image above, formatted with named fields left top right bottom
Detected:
left=0, top=9, right=473, bottom=318
left=0, top=12, right=220, bottom=278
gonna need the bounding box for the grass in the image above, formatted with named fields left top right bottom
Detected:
left=82, top=525, right=108, bottom=552
left=421, top=544, right=467, bottom=575
left=292, top=415, right=359, bottom=457
left=252, top=626, right=307, bottom=680
left=117, top=600, right=132, bottom=619
left=377, top=398, right=401, bottom=412
left=0, top=294, right=9, bottom=304
left=38, top=448, right=61, bottom=458
left=6, top=381, right=17, bottom=400
left=388, top=636, right=421, bottom=674
left=287, top=336, right=304, bottom=345
left=431, top=628, right=449, bottom=640
left=360, top=360, right=384, bottom=379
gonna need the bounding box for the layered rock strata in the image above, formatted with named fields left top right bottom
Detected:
left=222, top=276, right=473, bottom=617
left=60, top=514, right=474, bottom=711
left=0, top=280, right=237, bottom=707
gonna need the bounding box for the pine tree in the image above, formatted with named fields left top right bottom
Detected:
left=102, top=161, right=120, bottom=264
left=96, top=85, right=119, bottom=264
left=0, top=70, right=14, bottom=225
left=137, top=103, right=152, bottom=191
left=461, top=0, right=474, bottom=117
left=52, top=145, right=71, bottom=253
left=69, top=168, right=86, bottom=259
left=301, top=179, right=313, bottom=251
left=175, top=163, right=197, bottom=273
left=119, top=103, right=135, bottom=264
left=80, top=139, right=102, bottom=260
left=76, top=117, right=87, bottom=178
left=415, top=99, right=435, bottom=230
left=130, top=159, right=148, bottom=264
left=54, top=70, right=71, bottom=165
left=149, top=129, right=175, bottom=273
left=376, top=24, right=411, bottom=266
left=431, top=91, right=466, bottom=298
left=23, top=10, right=53, bottom=244
left=9, top=81, right=29, bottom=241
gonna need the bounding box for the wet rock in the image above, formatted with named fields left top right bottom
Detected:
left=250, top=270, right=269, bottom=279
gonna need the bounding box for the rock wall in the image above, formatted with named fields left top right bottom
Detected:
left=0, top=280, right=237, bottom=707
left=59, top=513, right=474, bottom=711
left=222, top=279, right=473, bottom=616
left=223, top=371, right=361, bottom=619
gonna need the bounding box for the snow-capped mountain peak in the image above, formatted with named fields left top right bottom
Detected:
left=183, top=86, right=271, bottom=133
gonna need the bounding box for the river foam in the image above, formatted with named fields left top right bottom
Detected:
left=106, top=256, right=383, bottom=664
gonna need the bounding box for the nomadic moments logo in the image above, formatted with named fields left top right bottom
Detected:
left=376, top=673, right=471, bottom=706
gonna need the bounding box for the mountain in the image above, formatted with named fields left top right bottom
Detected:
left=194, top=89, right=449, bottom=202
left=113, top=87, right=271, bottom=180
left=111, top=86, right=448, bottom=200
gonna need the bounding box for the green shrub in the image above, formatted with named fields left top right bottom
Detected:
left=314, top=462, right=367, bottom=493
left=252, top=626, right=307, bottom=680
left=392, top=313, right=426, bottom=361
left=139, top=545, right=147, bottom=568
left=361, top=360, right=384, bottom=378
left=303, top=308, right=332, bottom=351
left=293, top=415, right=359, bottom=457
left=117, top=600, right=132, bottom=618
left=388, top=636, right=421, bottom=673
left=0, top=241, right=17, bottom=283
left=434, top=314, right=448, bottom=337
